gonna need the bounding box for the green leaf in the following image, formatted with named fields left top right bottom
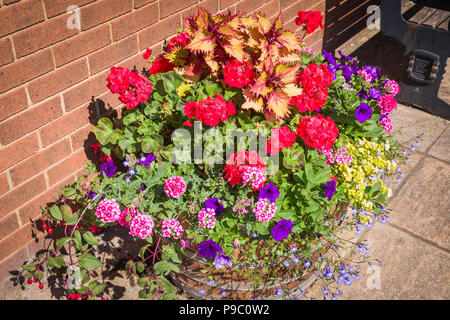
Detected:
left=94, top=118, right=114, bottom=145
left=60, top=205, right=73, bottom=221
left=123, top=112, right=138, bottom=126
left=73, top=230, right=82, bottom=250
left=137, top=262, right=145, bottom=273
left=137, top=277, right=148, bottom=287
left=49, top=205, right=62, bottom=221
left=56, top=237, right=71, bottom=248
left=65, top=213, right=79, bottom=226
left=82, top=231, right=98, bottom=246
left=78, top=254, right=102, bottom=270
left=92, top=283, right=106, bottom=295
left=22, top=264, right=36, bottom=272
left=153, top=261, right=180, bottom=276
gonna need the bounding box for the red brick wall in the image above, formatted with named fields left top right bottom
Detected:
left=0, top=0, right=325, bottom=297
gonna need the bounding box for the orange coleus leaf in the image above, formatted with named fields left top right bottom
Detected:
left=223, top=37, right=245, bottom=61
left=277, top=31, right=302, bottom=52
left=204, top=52, right=219, bottom=73
left=250, top=76, right=271, bottom=97
left=257, top=14, right=272, bottom=34
left=275, top=64, right=300, bottom=84
left=242, top=88, right=264, bottom=112
left=186, top=31, right=215, bottom=54
left=267, top=90, right=291, bottom=119
left=282, top=83, right=303, bottom=97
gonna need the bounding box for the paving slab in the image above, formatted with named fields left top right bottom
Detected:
left=429, top=127, right=450, bottom=163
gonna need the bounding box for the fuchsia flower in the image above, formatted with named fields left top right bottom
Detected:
left=164, top=176, right=187, bottom=198
left=95, top=199, right=121, bottom=223
left=129, top=214, right=155, bottom=239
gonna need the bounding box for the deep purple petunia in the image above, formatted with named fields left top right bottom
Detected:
left=323, top=50, right=337, bottom=66
left=324, top=180, right=336, bottom=201
left=258, top=183, right=280, bottom=203
left=369, top=88, right=381, bottom=100
left=101, top=161, right=116, bottom=178
left=341, top=65, right=355, bottom=82
left=138, top=153, right=157, bottom=168
left=213, top=253, right=233, bottom=269
left=355, top=102, right=373, bottom=123
left=272, top=219, right=293, bottom=242
left=197, top=239, right=223, bottom=259
left=205, top=197, right=224, bottom=216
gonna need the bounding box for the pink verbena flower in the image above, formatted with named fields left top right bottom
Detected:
left=377, top=95, right=398, bottom=115
left=318, top=148, right=352, bottom=166
left=118, top=205, right=138, bottom=227
left=380, top=117, right=393, bottom=133
left=240, top=167, right=267, bottom=191
left=253, top=198, right=277, bottom=223
left=95, top=199, right=121, bottom=223
left=164, top=176, right=187, bottom=198
left=161, top=219, right=184, bottom=239
left=357, top=69, right=372, bottom=83
left=384, top=80, right=400, bottom=96
left=232, top=198, right=252, bottom=215
left=129, top=214, right=154, bottom=239
left=197, top=208, right=216, bottom=229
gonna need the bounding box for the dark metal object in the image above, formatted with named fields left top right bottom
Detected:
left=380, top=0, right=450, bottom=119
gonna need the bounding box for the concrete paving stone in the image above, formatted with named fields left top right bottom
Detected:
left=389, top=105, right=448, bottom=151
left=383, top=152, right=423, bottom=194
left=388, top=157, right=450, bottom=250
left=429, top=127, right=450, bottom=163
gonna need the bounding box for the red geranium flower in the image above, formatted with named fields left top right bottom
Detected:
left=143, top=48, right=152, bottom=60
left=223, top=59, right=256, bottom=88
left=297, top=114, right=339, bottom=150
left=266, top=126, right=297, bottom=155
left=184, top=94, right=235, bottom=127
left=148, top=56, right=175, bottom=75
left=167, top=32, right=192, bottom=52
left=295, top=11, right=324, bottom=34
left=223, top=151, right=266, bottom=186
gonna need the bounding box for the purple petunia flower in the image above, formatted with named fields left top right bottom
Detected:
left=355, top=102, right=372, bottom=123
left=138, top=153, right=157, bottom=168
left=213, top=253, right=233, bottom=269
left=100, top=161, right=116, bottom=178
left=324, top=180, right=336, bottom=201
left=362, top=65, right=381, bottom=82
left=258, top=183, right=280, bottom=204
left=272, top=219, right=293, bottom=242
left=205, top=197, right=224, bottom=216
left=197, top=239, right=222, bottom=259
left=369, top=88, right=381, bottom=100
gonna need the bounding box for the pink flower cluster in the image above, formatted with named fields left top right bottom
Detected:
left=240, top=167, right=267, bottom=191
left=380, top=117, right=393, bottom=133
left=253, top=198, right=277, bottom=223
left=161, top=219, right=184, bottom=239
left=232, top=198, right=252, bottom=215
left=197, top=208, right=216, bottom=229
left=118, top=206, right=138, bottom=227
left=319, top=147, right=352, bottom=165
left=384, top=80, right=400, bottom=96
left=95, top=199, right=121, bottom=223
left=164, top=176, right=187, bottom=198
left=129, top=214, right=155, bottom=240
left=377, top=94, right=398, bottom=115
left=106, top=66, right=153, bottom=110
left=357, top=69, right=372, bottom=83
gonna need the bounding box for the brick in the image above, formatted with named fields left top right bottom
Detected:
left=3, top=0, right=21, bottom=4
left=12, top=13, right=80, bottom=58
left=18, top=175, right=75, bottom=224
left=43, top=0, right=95, bottom=18
left=220, top=0, right=239, bottom=9
left=0, top=133, right=40, bottom=172
left=9, top=138, right=72, bottom=187
left=282, top=0, right=314, bottom=23
left=0, top=212, right=20, bottom=241
left=88, top=35, right=138, bottom=75
left=0, top=174, right=46, bottom=219
left=182, top=0, right=219, bottom=19
left=0, top=87, right=28, bottom=122
left=39, top=102, right=91, bottom=146
left=134, top=0, right=156, bottom=8
left=0, top=37, right=14, bottom=67
left=111, top=2, right=158, bottom=41
left=0, top=0, right=45, bottom=37
left=53, top=24, right=111, bottom=67
left=258, top=0, right=280, bottom=18
left=81, top=0, right=132, bottom=30
left=0, top=97, right=62, bottom=145
left=47, top=148, right=89, bottom=186
left=139, top=14, right=181, bottom=50
left=28, top=59, right=89, bottom=104
left=63, top=70, right=109, bottom=111
left=118, top=52, right=149, bottom=75
left=69, top=123, right=96, bottom=151
left=0, top=224, right=34, bottom=262
left=160, top=0, right=196, bottom=18
left=94, top=90, right=122, bottom=116
left=0, top=49, right=53, bottom=94
left=0, top=173, right=9, bottom=196
left=280, top=0, right=296, bottom=8
left=236, top=0, right=265, bottom=13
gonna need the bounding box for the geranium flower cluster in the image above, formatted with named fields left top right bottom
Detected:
left=377, top=94, right=398, bottom=115
left=161, top=219, right=184, bottom=239
left=184, top=94, right=236, bottom=127
left=295, top=11, right=324, bottom=34
left=253, top=198, right=277, bottom=223
left=167, top=32, right=192, bottom=52
left=148, top=56, right=175, bottom=75
left=223, top=151, right=266, bottom=186
left=164, top=176, right=187, bottom=198
left=106, top=66, right=153, bottom=109
left=197, top=208, right=216, bottom=229
left=266, top=126, right=297, bottom=155
left=297, top=114, right=339, bottom=150
left=223, top=59, right=256, bottom=88
left=290, top=63, right=333, bottom=113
